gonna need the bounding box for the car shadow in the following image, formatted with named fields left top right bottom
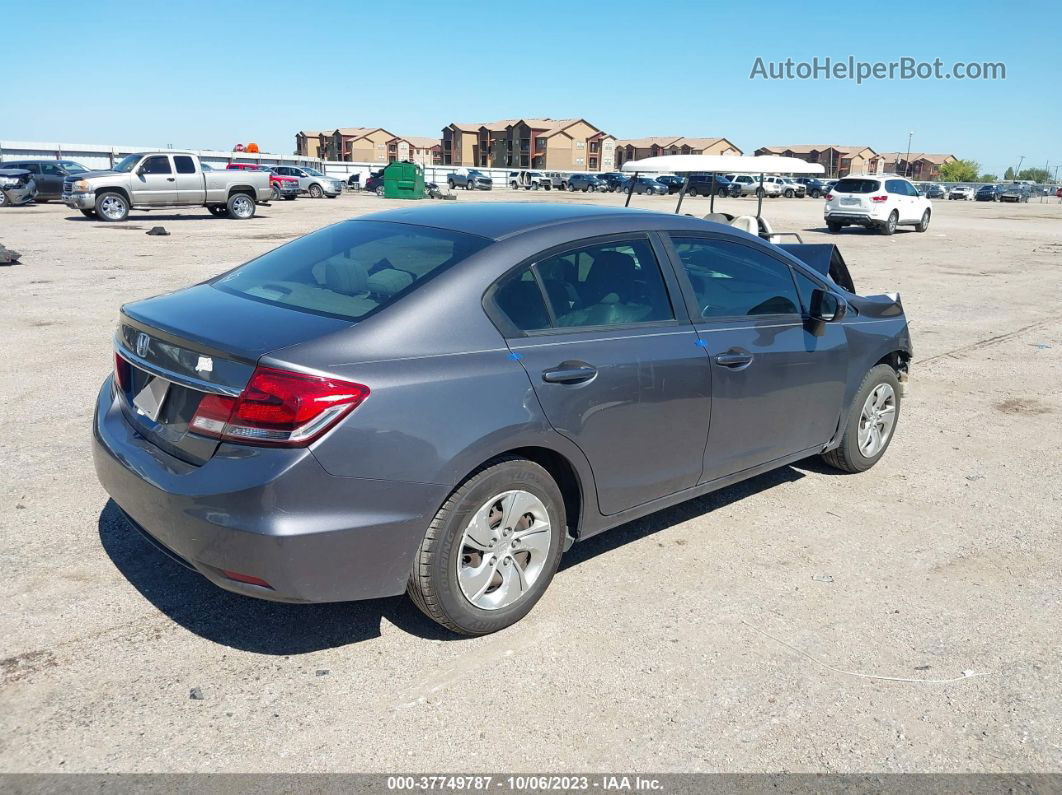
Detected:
left=99, top=464, right=808, bottom=652
left=804, top=226, right=917, bottom=235
left=65, top=212, right=271, bottom=223
left=97, top=500, right=454, bottom=654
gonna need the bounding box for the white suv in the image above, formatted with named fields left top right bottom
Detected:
left=824, top=175, right=932, bottom=235
left=725, top=173, right=782, bottom=198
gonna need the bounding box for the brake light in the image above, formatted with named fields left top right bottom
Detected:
left=189, top=366, right=369, bottom=447
left=825, top=193, right=833, bottom=201
left=115, top=352, right=131, bottom=391
left=871, top=194, right=889, bottom=202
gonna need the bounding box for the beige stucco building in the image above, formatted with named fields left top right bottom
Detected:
left=755, top=145, right=885, bottom=178
left=614, top=136, right=742, bottom=167
left=442, top=118, right=615, bottom=171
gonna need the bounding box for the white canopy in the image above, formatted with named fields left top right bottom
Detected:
left=620, top=154, right=825, bottom=175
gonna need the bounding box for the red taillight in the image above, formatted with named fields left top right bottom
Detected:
left=871, top=194, right=888, bottom=202
left=189, top=365, right=368, bottom=447
left=825, top=193, right=833, bottom=201
left=221, top=569, right=274, bottom=589
left=115, top=352, right=131, bottom=391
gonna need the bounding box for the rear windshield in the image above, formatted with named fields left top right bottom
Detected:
left=834, top=178, right=880, bottom=194
left=213, top=220, right=492, bottom=321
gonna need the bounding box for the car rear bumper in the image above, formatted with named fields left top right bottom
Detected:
left=825, top=209, right=887, bottom=224
left=92, top=377, right=447, bottom=603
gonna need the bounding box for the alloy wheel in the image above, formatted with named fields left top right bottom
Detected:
left=99, top=195, right=127, bottom=220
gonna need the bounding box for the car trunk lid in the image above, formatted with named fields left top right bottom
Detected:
left=116, top=284, right=352, bottom=465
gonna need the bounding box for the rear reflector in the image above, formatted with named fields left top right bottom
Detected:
left=221, top=569, right=274, bottom=589
left=189, top=365, right=369, bottom=447
left=871, top=194, right=889, bottom=202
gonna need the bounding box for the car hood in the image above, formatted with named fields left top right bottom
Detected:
left=67, top=170, right=121, bottom=180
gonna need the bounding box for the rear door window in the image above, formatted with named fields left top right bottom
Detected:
left=491, top=265, right=551, bottom=332
left=669, top=237, right=801, bottom=319
left=214, top=220, right=491, bottom=321
left=173, top=156, right=196, bottom=174
left=533, top=238, right=674, bottom=329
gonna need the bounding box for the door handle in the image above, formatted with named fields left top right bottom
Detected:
left=714, top=350, right=754, bottom=369
left=166, top=177, right=175, bottom=182
left=542, top=365, right=597, bottom=384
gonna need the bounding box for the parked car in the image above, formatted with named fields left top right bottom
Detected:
left=93, top=203, right=911, bottom=635
left=449, top=169, right=493, bottom=191
left=769, top=176, right=806, bottom=198
left=566, top=173, right=608, bottom=192
left=922, top=183, right=947, bottom=199
left=627, top=176, right=667, bottom=195
left=684, top=173, right=735, bottom=198
left=825, top=175, right=932, bottom=235
left=0, top=168, right=38, bottom=207
left=226, top=163, right=299, bottom=201
left=948, top=185, right=975, bottom=200
left=0, top=159, right=90, bottom=202
left=272, top=165, right=344, bottom=198
left=507, top=171, right=547, bottom=190
left=361, top=170, right=385, bottom=196
left=63, top=152, right=271, bottom=221
left=999, top=183, right=1032, bottom=203
left=598, top=172, right=628, bottom=192
left=544, top=172, right=568, bottom=190
left=654, top=175, right=686, bottom=194
left=975, top=184, right=1003, bottom=202
left=726, top=174, right=781, bottom=198
left=792, top=177, right=829, bottom=198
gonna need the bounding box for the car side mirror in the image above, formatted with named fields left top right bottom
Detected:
left=810, top=289, right=846, bottom=322
left=136, top=165, right=147, bottom=176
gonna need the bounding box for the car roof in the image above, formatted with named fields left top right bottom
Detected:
left=355, top=202, right=717, bottom=241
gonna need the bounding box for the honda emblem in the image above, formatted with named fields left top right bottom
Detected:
left=135, top=332, right=150, bottom=358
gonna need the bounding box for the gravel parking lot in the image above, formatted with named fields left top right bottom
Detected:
left=1, top=191, right=1060, bottom=773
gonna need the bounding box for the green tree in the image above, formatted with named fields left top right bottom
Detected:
left=939, top=159, right=980, bottom=182
left=979, top=174, right=998, bottom=183
left=1018, top=167, right=1050, bottom=184
left=1004, top=167, right=1015, bottom=180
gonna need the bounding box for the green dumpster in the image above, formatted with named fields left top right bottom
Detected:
left=383, top=160, right=425, bottom=199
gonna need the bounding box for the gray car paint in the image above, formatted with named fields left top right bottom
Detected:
left=93, top=203, right=912, bottom=603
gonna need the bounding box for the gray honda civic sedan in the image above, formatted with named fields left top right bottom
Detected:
left=93, top=203, right=912, bottom=635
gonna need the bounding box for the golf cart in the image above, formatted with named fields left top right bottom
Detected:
left=619, top=154, right=854, bottom=292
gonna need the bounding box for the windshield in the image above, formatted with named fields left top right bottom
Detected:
left=834, top=178, right=880, bottom=194
left=302, top=168, right=323, bottom=176
left=113, top=155, right=141, bottom=173
left=61, top=162, right=88, bottom=174
left=213, top=220, right=492, bottom=322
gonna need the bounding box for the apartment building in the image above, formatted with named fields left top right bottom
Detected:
left=879, top=152, right=957, bottom=181
left=441, top=118, right=616, bottom=171
left=388, top=136, right=443, bottom=166
left=613, top=136, right=742, bottom=167
left=755, top=145, right=884, bottom=178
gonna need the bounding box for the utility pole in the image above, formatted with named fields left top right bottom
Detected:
left=1014, top=155, right=1025, bottom=179
left=905, top=131, right=914, bottom=177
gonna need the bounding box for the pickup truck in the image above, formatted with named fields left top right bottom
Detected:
left=446, top=168, right=493, bottom=190
left=63, top=152, right=272, bottom=221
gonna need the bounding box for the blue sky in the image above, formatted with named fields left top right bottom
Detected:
left=5, top=0, right=1060, bottom=177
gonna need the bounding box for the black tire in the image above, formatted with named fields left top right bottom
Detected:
left=827, top=221, right=843, bottom=233
left=94, top=190, right=129, bottom=222
left=308, top=183, right=323, bottom=198
left=879, top=210, right=898, bottom=235
left=582, top=184, right=589, bottom=192
left=784, top=189, right=794, bottom=198
left=0, top=192, right=10, bottom=208
left=375, top=185, right=385, bottom=196
left=450, top=180, right=457, bottom=190
left=271, top=184, right=282, bottom=201
left=283, top=195, right=297, bottom=201
left=466, top=181, right=475, bottom=191
left=80, top=208, right=96, bottom=218
left=810, top=189, right=821, bottom=198
left=915, top=209, right=931, bottom=232
left=568, top=183, right=576, bottom=192
left=407, top=457, right=566, bottom=636
left=226, top=192, right=256, bottom=219
left=207, top=205, right=228, bottom=217
left=686, top=185, right=698, bottom=198
left=821, top=364, right=901, bottom=473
